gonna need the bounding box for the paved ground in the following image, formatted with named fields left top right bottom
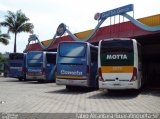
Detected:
left=0, top=77, right=160, bottom=113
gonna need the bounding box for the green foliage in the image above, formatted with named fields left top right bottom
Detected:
left=0, top=10, right=34, bottom=52
left=0, top=28, right=10, bottom=45
left=0, top=53, right=7, bottom=63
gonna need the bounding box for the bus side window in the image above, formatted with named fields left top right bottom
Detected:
left=137, top=43, right=142, bottom=71
left=46, top=54, right=56, bottom=64
left=90, top=47, right=98, bottom=66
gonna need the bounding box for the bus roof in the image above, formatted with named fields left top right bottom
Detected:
left=100, top=38, right=137, bottom=43
left=27, top=51, right=57, bottom=53
left=102, top=38, right=131, bottom=41
left=46, top=52, right=57, bottom=54
left=59, top=41, right=98, bottom=49
left=9, top=53, right=24, bottom=55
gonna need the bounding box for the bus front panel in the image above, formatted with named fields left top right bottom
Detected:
left=9, top=53, right=25, bottom=79
left=56, top=42, right=88, bottom=86
left=26, top=52, right=45, bottom=80
left=99, top=39, right=139, bottom=89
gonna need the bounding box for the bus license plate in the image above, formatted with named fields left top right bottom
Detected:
left=114, top=83, right=120, bottom=86
left=68, top=80, right=74, bottom=84
left=33, top=77, right=37, bottom=79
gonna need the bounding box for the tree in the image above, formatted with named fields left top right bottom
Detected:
left=0, top=10, right=34, bottom=53
left=0, top=53, right=7, bottom=62
left=0, top=29, right=10, bottom=45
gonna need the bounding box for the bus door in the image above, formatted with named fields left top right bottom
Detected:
left=46, top=53, right=56, bottom=81
left=89, top=47, right=98, bottom=87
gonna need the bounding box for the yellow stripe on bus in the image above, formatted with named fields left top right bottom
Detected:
left=101, top=66, right=133, bottom=73
left=56, top=75, right=86, bottom=79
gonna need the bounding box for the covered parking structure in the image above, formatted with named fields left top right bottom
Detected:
left=26, top=14, right=160, bottom=88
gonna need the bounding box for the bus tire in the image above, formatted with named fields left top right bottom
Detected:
left=18, top=78, right=22, bottom=81
left=96, top=76, right=99, bottom=90
left=23, top=78, right=27, bottom=81
left=66, top=85, right=73, bottom=90
left=38, top=80, right=44, bottom=83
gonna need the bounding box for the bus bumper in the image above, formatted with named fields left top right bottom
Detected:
left=9, top=71, right=24, bottom=78
left=9, top=74, right=24, bottom=78
left=99, top=80, right=139, bottom=90
left=26, top=75, right=45, bottom=81
left=56, top=78, right=87, bottom=87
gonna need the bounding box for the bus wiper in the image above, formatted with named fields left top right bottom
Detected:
left=60, top=63, right=83, bottom=66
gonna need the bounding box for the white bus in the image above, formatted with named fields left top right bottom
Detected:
left=98, top=38, right=142, bottom=90
left=56, top=41, right=98, bottom=89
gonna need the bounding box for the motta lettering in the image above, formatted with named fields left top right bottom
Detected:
left=61, top=70, right=82, bottom=75
left=106, top=54, right=128, bottom=60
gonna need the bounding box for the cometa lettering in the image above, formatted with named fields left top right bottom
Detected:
left=106, top=54, right=128, bottom=60
left=61, top=70, right=83, bottom=75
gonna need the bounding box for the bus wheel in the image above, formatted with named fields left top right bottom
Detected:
left=38, top=80, right=44, bottom=83
left=18, top=78, right=22, bottom=81
left=96, top=76, right=99, bottom=90
left=66, top=85, right=73, bottom=90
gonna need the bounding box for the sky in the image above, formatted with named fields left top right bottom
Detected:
left=0, top=0, right=160, bottom=53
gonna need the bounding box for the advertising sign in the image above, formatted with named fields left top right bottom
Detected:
left=97, top=4, right=134, bottom=20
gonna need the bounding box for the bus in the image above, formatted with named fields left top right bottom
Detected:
left=56, top=41, right=98, bottom=89
left=98, top=38, right=142, bottom=90
left=9, top=53, right=26, bottom=81
left=26, top=51, right=57, bottom=82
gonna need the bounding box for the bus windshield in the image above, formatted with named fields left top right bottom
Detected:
left=59, top=43, right=86, bottom=58
left=27, top=52, right=43, bottom=60
left=100, top=40, right=134, bottom=66
left=27, top=60, right=42, bottom=67
left=46, top=53, right=56, bottom=64
left=10, top=63, right=23, bottom=67
left=27, top=52, right=43, bottom=67
left=9, top=54, right=24, bottom=60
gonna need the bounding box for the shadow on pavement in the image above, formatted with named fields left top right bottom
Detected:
left=1, top=77, right=55, bottom=84
left=88, top=89, right=140, bottom=100
left=1, top=78, right=19, bottom=82
left=47, top=87, right=96, bottom=95
left=19, top=81, right=54, bottom=85
left=140, top=88, right=160, bottom=97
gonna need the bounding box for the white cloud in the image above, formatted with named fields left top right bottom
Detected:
left=0, top=4, right=12, bottom=11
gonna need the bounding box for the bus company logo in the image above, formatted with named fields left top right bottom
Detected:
left=94, top=13, right=101, bottom=20
left=10, top=67, right=22, bottom=70
left=106, top=54, right=127, bottom=60
left=28, top=69, right=41, bottom=72
left=56, top=23, right=66, bottom=36
left=61, top=70, right=83, bottom=76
